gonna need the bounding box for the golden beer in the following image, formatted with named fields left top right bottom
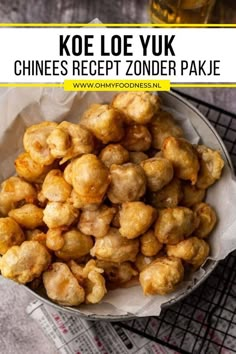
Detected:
left=149, top=0, right=216, bottom=24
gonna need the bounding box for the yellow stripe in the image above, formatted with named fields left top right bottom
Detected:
left=0, top=83, right=235, bottom=89
left=171, top=84, right=236, bottom=88
left=0, top=23, right=235, bottom=27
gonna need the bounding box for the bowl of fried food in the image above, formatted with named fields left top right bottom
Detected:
left=0, top=90, right=229, bottom=320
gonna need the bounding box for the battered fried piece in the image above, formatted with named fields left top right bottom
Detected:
left=96, top=260, right=138, bottom=286
left=148, top=178, right=183, bottom=209
left=69, top=260, right=107, bottom=304
left=135, top=254, right=156, bottom=272
left=26, top=229, right=47, bottom=246
left=9, top=204, right=44, bottom=229
left=72, top=154, right=110, bottom=204
left=0, top=176, right=37, bottom=216
left=193, top=203, right=217, bottom=238
left=0, top=240, right=51, bottom=284
left=107, top=163, right=146, bottom=204
left=149, top=111, right=184, bottom=149
left=90, top=228, right=139, bottom=263
left=154, top=207, right=199, bottom=245
left=69, top=190, right=100, bottom=211
left=47, top=125, right=70, bottom=158
left=112, top=92, right=160, bottom=125
left=140, top=230, right=163, bottom=257
left=181, top=183, right=206, bottom=207
left=162, top=137, right=199, bottom=185
left=166, top=237, right=210, bottom=268
left=46, top=229, right=65, bottom=251
left=0, top=217, right=25, bottom=255
left=37, top=190, right=47, bottom=209
left=139, top=257, right=184, bottom=295
left=80, top=104, right=124, bottom=144
left=84, top=267, right=107, bottom=304
left=140, top=157, right=174, bottom=192
left=121, top=125, right=152, bottom=152
left=78, top=205, right=116, bottom=238
left=55, top=229, right=93, bottom=261
left=23, top=121, right=58, bottom=165
left=119, top=202, right=157, bottom=239
left=43, top=262, right=85, bottom=306
left=43, top=202, right=79, bottom=228
left=196, top=145, right=225, bottom=189
left=63, top=162, right=73, bottom=185
left=14, top=152, right=51, bottom=183
left=42, top=169, right=72, bottom=202
left=99, top=144, right=129, bottom=168
left=47, top=121, right=94, bottom=164
left=129, top=152, right=148, bottom=164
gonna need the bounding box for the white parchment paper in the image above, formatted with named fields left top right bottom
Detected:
left=1, top=88, right=236, bottom=317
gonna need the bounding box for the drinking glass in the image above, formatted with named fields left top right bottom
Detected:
left=149, top=0, right=216, bottom=24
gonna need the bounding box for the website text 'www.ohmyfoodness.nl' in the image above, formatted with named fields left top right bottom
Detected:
left=64, top=80, right=170, bottom=91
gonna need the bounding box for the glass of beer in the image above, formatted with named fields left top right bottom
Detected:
left=149, top=0, right=216, bottom=24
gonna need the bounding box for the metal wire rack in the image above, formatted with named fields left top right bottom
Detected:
left=116, top=91, right=236, bottom=354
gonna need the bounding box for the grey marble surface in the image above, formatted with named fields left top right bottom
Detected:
left=0, top=277, right=58, bottom=354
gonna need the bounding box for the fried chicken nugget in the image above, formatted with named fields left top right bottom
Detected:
left=166, top=237, right=210, bottom=268
left=43, top=202, right=79, bottom=228
left=69, top=190, right=100, bottom=211
left=42, top=169, right=72, bottom=202
left=140, top=230, right=163, bottom=257
left=148, top=178, right=183, bottom=209
left=149, top=111, right=184, bottom=149
left=112, top=92, right=160, bottom=125
left=162, top=137, right=199, bottom=185
left=81, top=104, right=124, bottom=144
left=0, top=240, right=51, bottom=283
left=43, top=262, right=85, bottom=306
left=193, top=203, right=217, bottom=238
left=135, top=254, right=156, bottom=272
left=0, top=176, right=37, bottom=216
left=55, top=229, right=93, bottom=261
left=72, top=154, right=110, bottom=204
left=107, top=163, right=146, bottom=204
left=69, top=260, right=107, bottom=304
left=47, top=121, right=94, bottom=164
left=9, top=204, right=44, bottom=229
left=63, top=162, right=73, bottom=185
left=181, top=183, right=206, bottom=207
left=23, top=121, right=58, bottom=165
left=85, top=268, right=107, bottom=304
left=90, top=228, right=139, bottom=263
left=14, top=152, right=52, bottom=183
left=0, top=217, right=25, bottom=255
left=154, top=207, right=199, bottom=244
left=119, top=202, right=157, bottom=239
left=139, top=257, right=184, bottom=295
left=121, top=125, right=152, bottom=152
left=99, top=144, right=129, bottom=168
left=96, top=260, right=138, bottom=286
left=196, top=145, right=225, bottom=189
left=26, top=229, right=47, bottom=246
left=140, top=157, right=174, bottom=192
left=78, top=205, right=116, bottom=238
left=46, top=229, right=65, bottom=251
left=129, top=152, right=148, bottom=164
